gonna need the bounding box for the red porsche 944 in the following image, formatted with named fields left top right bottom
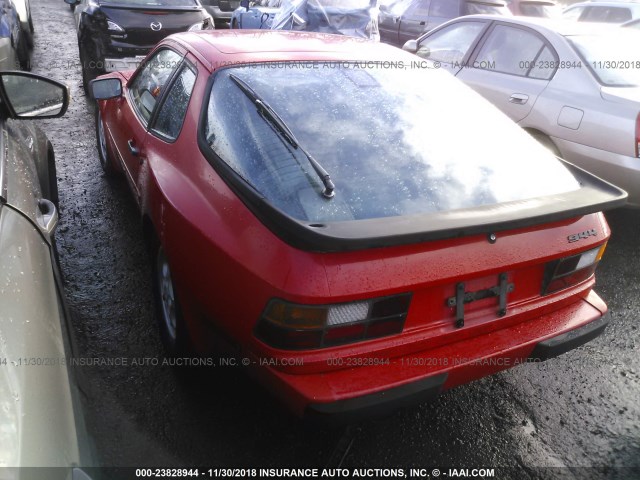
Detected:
left=91, top=30, right=626, bottom=420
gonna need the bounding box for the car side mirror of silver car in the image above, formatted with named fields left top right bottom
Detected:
left=402, top=39, right=418, bottom=53
left=91, top=78, right=122, bottom=101
left=63, top=0, right=80, bottom=5
left=0, top=72, right=69, bottom=119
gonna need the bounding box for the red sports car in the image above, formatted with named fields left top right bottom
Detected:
left=91, top=30, right=626, bottom=420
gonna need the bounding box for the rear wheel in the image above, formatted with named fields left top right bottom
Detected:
left=95, top=108, right=116, bottom=175
left=153, top=242, right=190, bottom=356
left=17, top=30, right=31, bottom=71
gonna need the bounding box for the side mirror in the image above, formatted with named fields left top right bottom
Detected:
left=91, top=78, right=122, bottom=100
left=0, top=72, right=69, bottom=119
left=63, top=0, right=80, bottom=4
left=240, top=0, right=250, bottom=9
left=402, top=39, right=418, bottom=53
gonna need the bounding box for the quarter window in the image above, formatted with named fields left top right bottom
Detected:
left=129, top=49, right=182, bottom=125
left=153, top=66, right=196, bottom=141
left=475, top=25, right=546, bottom=77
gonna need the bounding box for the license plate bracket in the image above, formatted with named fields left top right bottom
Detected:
left=446, top=273, right=515, bottom=328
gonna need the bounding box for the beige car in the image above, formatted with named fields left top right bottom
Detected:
left=0, top=72, right=92, bottom=475
left=404, top=16, right=640, bottom=206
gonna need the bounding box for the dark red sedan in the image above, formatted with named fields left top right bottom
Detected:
left=91, top=30, right=626, bottom=420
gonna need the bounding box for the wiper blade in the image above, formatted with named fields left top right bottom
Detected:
left=229, top=74, right=335, bottom=199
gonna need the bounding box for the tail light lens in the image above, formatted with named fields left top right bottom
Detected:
left=542, top=244, right=607, bottom=295
left=255, top=294, right=412, bottom=350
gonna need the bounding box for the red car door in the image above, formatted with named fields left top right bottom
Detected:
left=112, top=48, right=185, bottom=203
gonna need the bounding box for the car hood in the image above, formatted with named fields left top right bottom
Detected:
left=601, top=86, right=640, bottom=105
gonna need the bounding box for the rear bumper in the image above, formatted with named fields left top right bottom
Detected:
left=251, top=291, right=608, bottom=420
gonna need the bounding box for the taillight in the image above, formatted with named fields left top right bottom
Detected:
left=254, top=294, right=412, bottom=350
left=636, top=113, right=640, bottom=158
left=541, top=244, right=607, bottom=295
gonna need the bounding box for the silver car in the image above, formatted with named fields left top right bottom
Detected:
left=0, top=72, right=92, bottom=472
left=563, top=1, right=640, bottom=24
left=404, top=16, right=640, bottom=206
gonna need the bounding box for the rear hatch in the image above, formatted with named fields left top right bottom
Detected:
left=100, top=1, right=205, bottom=47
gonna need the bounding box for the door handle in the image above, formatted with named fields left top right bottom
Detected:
left=419, top=21, right=425, bottom=25
left=509, top=93, right=529, bottom=105
left=128, top=139, right=139, bottom=156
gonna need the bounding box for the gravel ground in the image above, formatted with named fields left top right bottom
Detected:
left=26, top=0, right=640, bottom=476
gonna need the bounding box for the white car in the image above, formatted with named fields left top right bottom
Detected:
left=404, top=16, right=640, bottom=206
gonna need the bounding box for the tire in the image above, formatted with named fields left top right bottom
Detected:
left=231, top=19, right=238, bottom=29
left=79, top=42, right=101, bottom=96
left=152, top=242, right=190, bottom=356
left=17, top=30, right=31, bottom=71
left=530, top=132, right=561, bottom=159
left=95, top=108, right=116, bottom=175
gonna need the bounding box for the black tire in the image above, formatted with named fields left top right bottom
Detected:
left=231, top=19, right=238, bottom=29
left=95, top=108, right=116, bottom=175
left=79, top=42, right=101, bottom=96
left=17, top=30, right=31, bottom=71
left=152, top=241, right=190, bottom=356
left=530, top=132, right=561, bottom=158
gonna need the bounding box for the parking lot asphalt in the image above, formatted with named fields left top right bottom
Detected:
left=29, top=0, right=639, bottom=476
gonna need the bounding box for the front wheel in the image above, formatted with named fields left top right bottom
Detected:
left=153, top=243, right=189, bottom=356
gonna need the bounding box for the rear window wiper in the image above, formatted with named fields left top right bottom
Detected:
left=229, top=74, right=335, bottom=199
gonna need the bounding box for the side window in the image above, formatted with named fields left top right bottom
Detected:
left=153, top=65, right=197, bottom=141
left=429, top=0, right=459, bottom=18
left=129, top=49, right=183, bottom=125
left=417, top=21, right=485, bottom=65
left=607, top=8, right=632, bottom=23
left=562, top=6, right=584, bottom=21
left=474, top=25, right=545, bottom=77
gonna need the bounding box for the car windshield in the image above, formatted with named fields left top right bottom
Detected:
left=101, top=0, right=198, bottom=6
left=520, top=3, right=560, bottom=17
left=203, top=63, right=580, bottom=223
left=568, top=32, right=640, bottom=86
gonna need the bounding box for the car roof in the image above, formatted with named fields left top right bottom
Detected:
left=455, top=13, right=626, bottom=35
left=170, top=31, right=408, bottom=70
